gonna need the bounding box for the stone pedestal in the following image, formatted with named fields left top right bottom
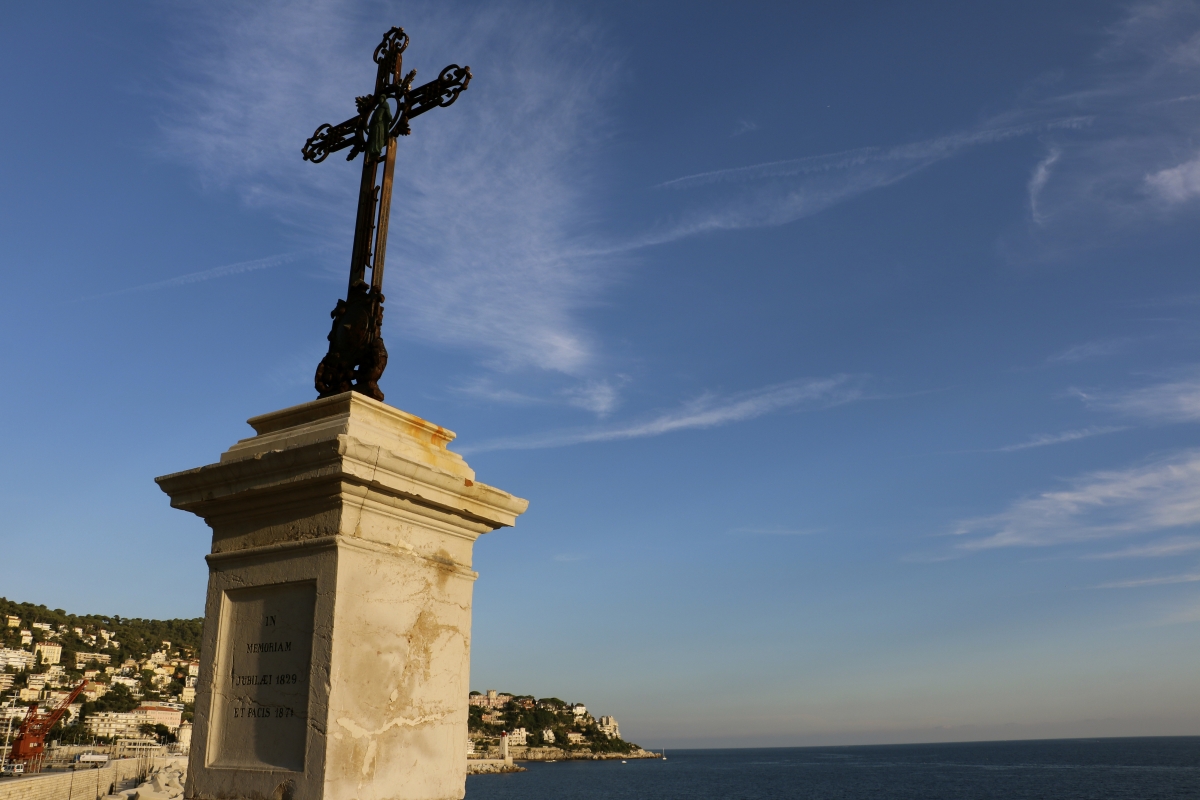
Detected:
left=156, top=392, right=528, bottom=800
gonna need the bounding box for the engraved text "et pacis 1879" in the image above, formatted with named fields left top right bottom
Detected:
left=232, top=706, right=296, bottom=719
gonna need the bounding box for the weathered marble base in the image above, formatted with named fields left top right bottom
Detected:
left=156, top=393, right=527, bottom=800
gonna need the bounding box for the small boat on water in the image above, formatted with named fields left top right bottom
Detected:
left=662, top=749, right=667, bottom=760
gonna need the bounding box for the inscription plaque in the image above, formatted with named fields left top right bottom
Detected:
left=209, top=581, right=316, bottom=771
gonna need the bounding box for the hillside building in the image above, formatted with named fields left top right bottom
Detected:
left=34, top=641, right=62, bottom=665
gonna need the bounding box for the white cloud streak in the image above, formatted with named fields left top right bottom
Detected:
left=638, top=2, right=1200, bottom=256
left=1046, top=337, right=1139, bottom=363
left=658, top=121, right=1087, bottom=192
left=632, top=120, right=1089, bottom=248
left=1028, top=148, right=1061, bottom=225
left=1088, top=536, right=1200, bottom=558
left=1146, top=152, right=1200, bottom=202
left=1097, top=570, right=1200, bottom=588
left=731, top=120, right=759, bottom=137
left=995, top=426, right=1126, bottom=452
left=953, top=449, right=1200, bottom=550
left=81, top=253, right=303, bottom=300
left=1000, top=1, right=1200, bottom=249
left=461, top=375, right=864, bottom=453
left=562, top=379, right=622, bottom=417
left=1079, top=373, right=1200, bottom=422
left=728, top=527, right=818, bottom=536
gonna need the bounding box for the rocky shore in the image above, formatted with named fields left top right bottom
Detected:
left=466, top=760, right=525, bottom=775
left=508, top=746, right=661, bottom=761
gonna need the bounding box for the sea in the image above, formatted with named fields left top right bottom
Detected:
left=464, top=737, right=1200, bottom=799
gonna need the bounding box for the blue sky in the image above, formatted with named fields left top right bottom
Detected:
left=4, top=0, right=1200, bottom=747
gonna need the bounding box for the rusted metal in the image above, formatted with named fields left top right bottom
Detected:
left=304, top=26, right=471, bottom=402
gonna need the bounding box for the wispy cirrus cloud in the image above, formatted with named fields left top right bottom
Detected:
left=1028, top=148, right=1061, bottom=225
left=658, top=121, right=1088, bottom=193
left=1146, top=152, right=1200, bottom=203
left=1097, top=570, right=1200, bottom=588
left=644, top=1, right=1200, bottom=255
left=1003, top=1, right=1200, bottom=246
left=164, top=0, right=616, bottom=377
left=1047, top=337, right=1141, bottom=364
left=994, top=426, right=1127, bottom=452
left=461, top=375, right=866, bottom=453
left=731, top=119, right=759, bottom=137
left=953, top=449, right=1200, bottom=550
left=1077, top=372, right=1200, bottom=422
left=1088, top=536, right=1200, bottom=559
left=729, top=527, right=818, bottom=536
left=637, top=120, right=1088, bottom=247
left=80, top=252, right=305, bottom=301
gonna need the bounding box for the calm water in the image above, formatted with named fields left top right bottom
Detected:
left=465, top=738, right=1200, bottom=800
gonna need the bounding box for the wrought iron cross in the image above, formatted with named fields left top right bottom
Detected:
left=303, top=26, right=471, bottom=402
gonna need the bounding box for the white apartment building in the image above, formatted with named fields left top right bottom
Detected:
left=82, top=681, right=108, bottom=701
left=111, top=676, right=140, bottom=691
left=566, top=732, right=586, bottom=745
left=5, top=616, right=18, bottom=628
left=34, top=642, right=62, bottom=665
left=88, top=711, right=144, bottom=740
left=136, top=704, right=183, bottom=732
left=507, top=727, right=528, bottom=746
left=31, top=623, right=51, bottom=632
left=75, top=652, right=112, bottom=667
left=542, top=728, right=555, bottom=744
left=176, top=721, right=192, bottom=754
left=597, top=715, right=620, bottom=738
left=20, top=630, right=32, bottom=645
left=0, top=648, right=33, bottom=671
left=571, top=704, right=587, bottom=717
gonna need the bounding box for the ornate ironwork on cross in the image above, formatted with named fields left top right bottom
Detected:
left=302, top=26, right=471, bottom=402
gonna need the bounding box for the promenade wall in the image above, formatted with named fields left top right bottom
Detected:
left=0, top=758, right=147, bottom=800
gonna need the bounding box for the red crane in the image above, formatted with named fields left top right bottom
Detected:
left=8, top=681, right=88, bottom=772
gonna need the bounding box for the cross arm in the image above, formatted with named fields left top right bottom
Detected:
left=391, top=64, right=472, bottom=136
left=302, top=114, right=366, bottom=163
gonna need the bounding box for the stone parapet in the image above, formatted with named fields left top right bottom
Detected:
left=0, top=759, right=145, bottom=800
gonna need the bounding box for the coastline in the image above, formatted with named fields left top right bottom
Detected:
left=466, top=747, right=661, bottom=773
left=509, top=746, right=661, bottom=762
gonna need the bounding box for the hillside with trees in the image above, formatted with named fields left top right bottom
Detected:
left=0, top=596, right=203, bottom=663
left=468, top=693, right=640, bottom=755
